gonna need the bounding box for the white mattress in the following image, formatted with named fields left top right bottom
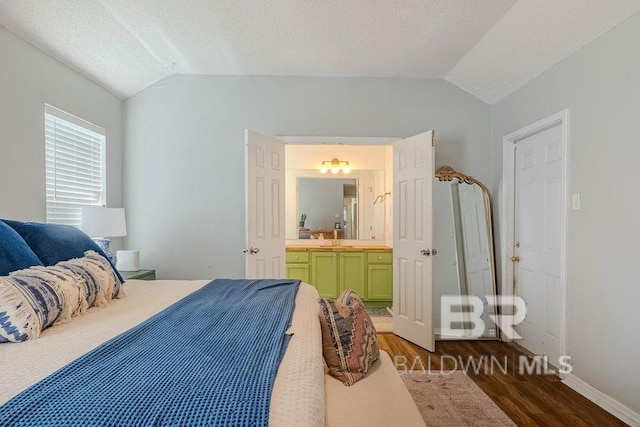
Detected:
left=0, top=279, right=324, bottom=427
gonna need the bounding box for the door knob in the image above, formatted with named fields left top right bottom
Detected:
left=243, top=247, right=260, bottom=254
left=421, top=249, right=431, bottom=256
left=511, top=255, right=520, bottom=263
left=431, top=249, right=438, bottom=256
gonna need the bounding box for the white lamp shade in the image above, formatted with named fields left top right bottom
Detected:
left=81, top=207, right=127, bottom=238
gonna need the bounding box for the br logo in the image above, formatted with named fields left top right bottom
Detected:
left=440, top=296, right=527, bottom=340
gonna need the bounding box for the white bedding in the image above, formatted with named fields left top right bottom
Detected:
left=0, top=279, right=324, bottom=427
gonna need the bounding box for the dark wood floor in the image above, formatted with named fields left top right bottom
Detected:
left=378, top=333, right=627, bottom=427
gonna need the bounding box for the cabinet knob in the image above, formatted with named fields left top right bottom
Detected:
left=294, top=255, right=298, bottom=259
left=378, top=256, right=383, bottom=260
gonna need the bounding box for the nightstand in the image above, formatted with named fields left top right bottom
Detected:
left=120, top=269, right=156, bottom=281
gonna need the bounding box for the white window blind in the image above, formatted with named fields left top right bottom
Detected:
left=45, top=105, right=106, bottom=227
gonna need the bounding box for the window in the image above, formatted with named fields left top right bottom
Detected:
left=45, top=105, right=106, bottom=228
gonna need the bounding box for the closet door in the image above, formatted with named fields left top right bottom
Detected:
left=393, top=131, right=435, bottom=352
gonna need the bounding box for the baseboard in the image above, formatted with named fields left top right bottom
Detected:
left=562, top=374, right=640, bottom=426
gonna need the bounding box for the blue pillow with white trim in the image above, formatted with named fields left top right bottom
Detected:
left=2, top=220, right=124, bottom=283
left=0, top=220, right=43, bottom=276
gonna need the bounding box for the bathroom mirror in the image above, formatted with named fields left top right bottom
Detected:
left=297, top=178, right=358, bottom=239
left=285, top=169, right=387, bottom=240
left=433, top=166, right=498, bottom=340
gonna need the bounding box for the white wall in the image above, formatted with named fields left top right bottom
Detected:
left=490, top=12, right=640, bottom=415
left=285, top=144, right=389, bottom=170
left=0, top=26, right=124, bottom=241
left=124, top=75, right=490, bottom=279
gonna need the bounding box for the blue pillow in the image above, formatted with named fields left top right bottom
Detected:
left=0, top=220, right=43, bottom=276
left=2, top=220, right=124, bottom=283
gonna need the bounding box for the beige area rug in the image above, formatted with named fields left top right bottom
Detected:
left=368, top=307, right=393, bottom=333
left=401, top=371, right=516, bottom=426
left=371, top=316, right=393, bottom=333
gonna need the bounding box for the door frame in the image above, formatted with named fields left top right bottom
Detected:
left=501, top=109, right=569, bottom=361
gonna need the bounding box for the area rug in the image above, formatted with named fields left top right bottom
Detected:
left=401, top=371, right=516, bottom=426
left=367, top=307, right=393, bottom=333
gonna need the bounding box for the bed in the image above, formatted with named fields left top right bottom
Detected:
left=0, top=279, right=325, bottom=426
left=0, top=219, right=425, bottom=426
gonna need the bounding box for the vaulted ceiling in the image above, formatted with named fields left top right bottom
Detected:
left=1, top=0, right=639, bottom=103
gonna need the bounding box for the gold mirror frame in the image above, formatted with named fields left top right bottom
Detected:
left=435, top=165, right=489, bottom=194
left=434, top=165, right=499, bottom=340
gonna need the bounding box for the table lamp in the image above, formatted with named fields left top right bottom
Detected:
left=81, top=207, right=127, bottom=264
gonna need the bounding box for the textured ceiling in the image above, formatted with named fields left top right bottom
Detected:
left=1, top=0, right=639, bottom=103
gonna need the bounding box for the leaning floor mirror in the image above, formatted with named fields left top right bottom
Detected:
left=433, top=166, right=499, bottom=340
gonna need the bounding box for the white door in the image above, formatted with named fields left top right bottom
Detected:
left=514, top=124, right=563, bottom=363
left=393, top=131, right=435, bottom=352
left=245, top=130, right=285, bottom=279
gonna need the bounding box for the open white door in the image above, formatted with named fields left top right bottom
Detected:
left=245, top=130, right=285, bottom=279
left=393, top=131, right=435, bottom=351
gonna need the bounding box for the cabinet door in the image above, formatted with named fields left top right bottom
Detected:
left=339, top=253, right=366, bottom=297
left=286, top=264, right=310, bottom=283
left=311, top=252, right=338, bottom=298
left=367, top=264, right=393, bottom=300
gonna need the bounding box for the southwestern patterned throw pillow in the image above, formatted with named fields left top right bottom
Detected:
left=319, top=287, right=380, bottom=386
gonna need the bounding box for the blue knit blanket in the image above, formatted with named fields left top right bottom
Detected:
left=0, top=278, right=301, bottom=426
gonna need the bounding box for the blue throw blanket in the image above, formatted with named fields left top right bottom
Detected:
left=0, top=278, right=301, bottom=427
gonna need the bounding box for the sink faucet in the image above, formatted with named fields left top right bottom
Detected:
left=333, top=229, right=338, bottom=246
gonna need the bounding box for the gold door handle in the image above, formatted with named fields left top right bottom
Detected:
left=511, top=256, right=520, bottom=263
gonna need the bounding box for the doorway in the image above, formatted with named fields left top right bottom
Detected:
left=246, top=132, right=436, bottom=351
left=502, top=110, right=568, bottom=364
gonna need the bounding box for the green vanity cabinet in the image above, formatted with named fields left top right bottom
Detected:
left=310, top=252, right=339, bottom=298
left=366, top=252, right=393, bottom=301
left=367, top=264, right=393, bottom=300
left=285, top=251, right=310, bottom=284
left=286, top=248, right=392, bottom=305
left=339, top=252, right=366, bottom=297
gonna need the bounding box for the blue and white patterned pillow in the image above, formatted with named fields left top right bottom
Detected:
left=0, top=251, right=124, bottom=343
left=54, top=250, right=124, bottom=304
left=0, top=274, right=62, bottom=343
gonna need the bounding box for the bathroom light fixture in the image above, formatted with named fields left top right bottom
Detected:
left=319, top=158, right=351, bottom=174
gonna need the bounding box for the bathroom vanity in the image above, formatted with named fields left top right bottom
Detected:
left=285, top=245, right=392, bottom=307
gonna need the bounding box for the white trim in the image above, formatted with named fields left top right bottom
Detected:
left=280, top=136, right=400, bottom=145
left=45, top=104, right=105, bottom=136
left=500, top=109, right=569, bottom=361
left=562, top=374, right=640, bottom=426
